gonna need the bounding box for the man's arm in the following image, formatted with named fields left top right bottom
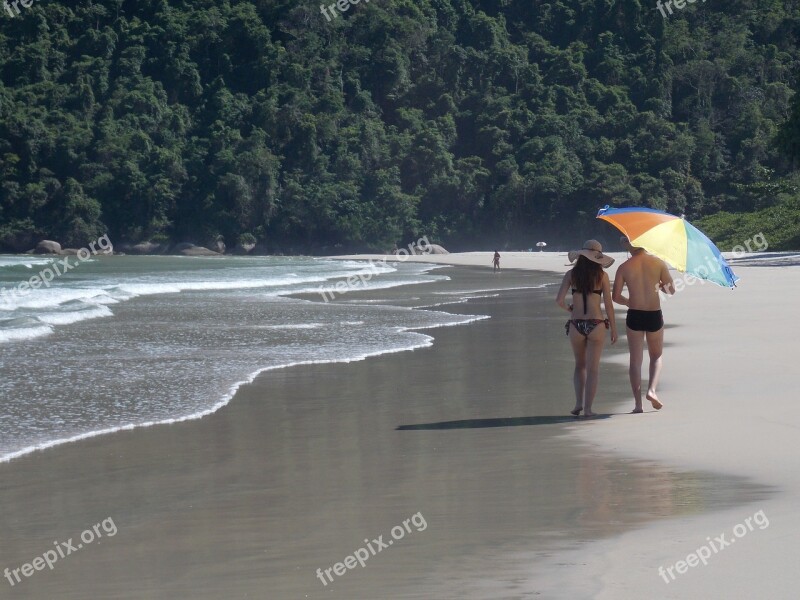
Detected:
left=612, top=267, right=629, bottom=306
left=659, top=262, right=675, bottom=295
left=602, top=272, right=617, bottom=344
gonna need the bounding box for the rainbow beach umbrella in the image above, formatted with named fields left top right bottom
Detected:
left=597, top=205, right=739, bottom=288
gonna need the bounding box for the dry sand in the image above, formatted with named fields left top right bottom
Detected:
left=336, top=250, right=800, bottom=598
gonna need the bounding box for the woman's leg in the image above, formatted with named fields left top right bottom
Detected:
left=568, top=325, right=587, bottom=414
left=583, top=325, right=606, bottom=416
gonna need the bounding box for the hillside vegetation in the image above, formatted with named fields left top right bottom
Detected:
left=1, top=0, right=799, bottom=252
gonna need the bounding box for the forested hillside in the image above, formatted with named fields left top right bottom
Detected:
left=1, top=0, right=799, bottom=253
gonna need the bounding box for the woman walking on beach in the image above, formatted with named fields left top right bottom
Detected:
left=555, top=240, right=618, bottom=417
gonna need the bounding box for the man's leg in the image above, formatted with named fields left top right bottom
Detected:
left=627, top=327, right=645, bottom=412
left=645, top=328, right=664, bottom=409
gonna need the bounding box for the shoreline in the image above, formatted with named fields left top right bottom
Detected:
left=1, top=271, right=764, bottom=599
left=0, top=253, right=794, bottom=597
left=0, top=257, right=456, bottom=464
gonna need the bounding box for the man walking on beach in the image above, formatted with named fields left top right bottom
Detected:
left=612, top=237, right=675, bottom=412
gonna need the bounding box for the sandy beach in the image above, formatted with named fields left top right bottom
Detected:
left=0, top=252, right=797, bottom=598
left=337, top=251, right=800, bottom=598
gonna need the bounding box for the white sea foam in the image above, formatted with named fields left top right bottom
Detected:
left=0, top=287, right=116, bottom=311
left=0, top=327, right=446, bottom=464
left=0, top=324, right=54, bottom=343
left=37, top=305, right=114, bottom=325
left=0, top=256, right=56, bottom=269
left=260, top=323, right=324, bottom=330
left=0, top=255, right=514, bottom=464
left=311, top=276, right=450, bottom=298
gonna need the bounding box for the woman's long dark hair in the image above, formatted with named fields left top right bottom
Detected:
left=571, top=255, right=603, bottom=293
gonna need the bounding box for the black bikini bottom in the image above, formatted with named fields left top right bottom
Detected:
left=626, top=309, right=663, bottom=332
left=566, top=319, right=609, bottom=338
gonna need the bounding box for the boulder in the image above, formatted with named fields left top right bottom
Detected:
left=122, top=241, right=168, bottom=255
left=172, top=242, right=196, bottom=252
left=207, top=238, right=226, bottom=254
left=35, top=240, right=62, bottom=254
left=409, top=243, right=449, bottom=255
left=173, top=244, right=220, bottom=256
left=231, top=242, right=256, bottom=255
left=172, top=243, right=220, bottom=256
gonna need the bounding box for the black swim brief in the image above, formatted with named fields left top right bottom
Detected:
left=626, top=309, right=664, bottom=332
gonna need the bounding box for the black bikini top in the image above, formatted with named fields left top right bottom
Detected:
left=571, top=287, right=602, bottom=315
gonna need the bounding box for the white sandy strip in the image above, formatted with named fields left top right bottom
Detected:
left=335, top=250, right=800, bottom=598
left=332, top=250, right=590, bottom=273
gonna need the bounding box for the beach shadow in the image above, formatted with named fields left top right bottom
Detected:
left=396, top=414, right=614, bottom=430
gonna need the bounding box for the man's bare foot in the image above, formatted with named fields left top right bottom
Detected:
left=631, top=407, right=643, bottom=414
left=646, top=391, right=663, bottom=410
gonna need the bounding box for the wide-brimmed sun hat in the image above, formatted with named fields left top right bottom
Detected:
left=568, top=239, right=615, bottom=268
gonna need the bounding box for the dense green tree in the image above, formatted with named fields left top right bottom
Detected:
left=1, top=0, right=799, bottom=252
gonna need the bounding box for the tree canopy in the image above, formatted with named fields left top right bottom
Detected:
left=1, top=0, right=799, bottom=252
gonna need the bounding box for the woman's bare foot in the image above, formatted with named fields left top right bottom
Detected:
left=646, top=391, right=663, bottom=410
left=584, top=410, right=597, bottom=418
left=570, top=407, right=583, bottom=416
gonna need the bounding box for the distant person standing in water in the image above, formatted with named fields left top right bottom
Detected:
left=612, top=236, right=675, bottom=413
left=493, top=251, right=501, bottom=272
left=556, top=240, right=618, bottom=418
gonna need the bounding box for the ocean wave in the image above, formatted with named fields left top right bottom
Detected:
left=0, top=300, right=490, bottom=464
left=0, top=287, right=116, bottom=311
left=0, top=328, right=443, bottom=464
left=260, top=323, right=323, bottom=330
left=308, top=276, right=450, bottom=299
left=0, top=256, right=57, bottom=270
left=37, top=305, right=114, bottom=325
left=0, top=324, right=53, bottom=343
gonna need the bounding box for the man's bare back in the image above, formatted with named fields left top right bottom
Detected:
left=612, top=252, right=674, bottom=310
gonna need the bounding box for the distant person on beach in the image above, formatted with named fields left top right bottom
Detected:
left=612, top=236, right=675, bottom=413
left=556, top=240, right=618, bottom=418
left=493, top=251, right=501, bottom=272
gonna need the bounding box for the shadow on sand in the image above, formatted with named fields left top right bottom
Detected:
left=396, top=414, right=617, bottom=430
